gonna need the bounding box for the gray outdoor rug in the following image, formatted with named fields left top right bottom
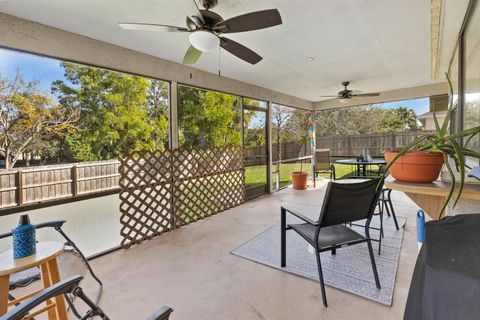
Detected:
left=231, top=205, right=406, bottom=306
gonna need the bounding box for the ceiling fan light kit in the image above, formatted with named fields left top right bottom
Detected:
left=189, top=30, right=219, bottom=51
left=118, top=0, right=282, bottom=65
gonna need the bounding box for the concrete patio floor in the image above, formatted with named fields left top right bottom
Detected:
left=90, top=180, right=420, bottom=320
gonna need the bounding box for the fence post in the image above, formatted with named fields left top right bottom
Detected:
left=16, top=170, right=23, bottom=206
left=71, top=165, right=78, bottom=196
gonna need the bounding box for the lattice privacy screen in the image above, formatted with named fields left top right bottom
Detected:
left=119, top=147, right=245, bottom=248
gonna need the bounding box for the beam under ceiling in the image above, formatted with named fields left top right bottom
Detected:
left=0, top=13, right=313, bottom=110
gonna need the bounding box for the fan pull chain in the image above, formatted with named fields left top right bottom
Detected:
left=218, top=47, right=221, bottom=77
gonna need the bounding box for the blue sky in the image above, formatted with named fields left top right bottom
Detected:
left=0, top=48, right=430, bottom=115
left=0, top=48, right=66, bottom=93
left=379, top=98, right=430, bottom=116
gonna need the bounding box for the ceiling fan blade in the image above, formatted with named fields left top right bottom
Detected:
left=119, top=23, right=189, bottom=32
left=183, top=45, right=202, bottom=64
left=352, top=93, right=380, bottom=97
left=214, top=9, right=282, bottom=33
left=319, top=95, right=340, bottom=98
left=177, top=0, right=205, bottom=25
left=220, top=37, right=262, bottom=65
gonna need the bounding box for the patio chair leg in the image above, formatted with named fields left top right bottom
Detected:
left=378, top=202, right=383, bottom=255
left=387, top=190, right=400, bottom=230
left=315, top=251, right=328, bottom=307
left=380, top=203, right=384, bottom=238
left=384, top=200, right=391, bottom=217
left=281, top=208, right=286, bottom=268
left=367, top=240, right=381, bottom=289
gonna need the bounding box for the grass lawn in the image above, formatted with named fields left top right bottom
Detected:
left=245, top=163, right=357, bottom=189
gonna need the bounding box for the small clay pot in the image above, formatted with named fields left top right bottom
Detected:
left=291, top=171, right=308, bottom=190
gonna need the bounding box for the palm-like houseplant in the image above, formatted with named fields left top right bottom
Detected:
left=382, top=73, right=480, bottom=217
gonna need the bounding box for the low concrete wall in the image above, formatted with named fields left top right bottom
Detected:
left=0, top=195, right=121, bottom=257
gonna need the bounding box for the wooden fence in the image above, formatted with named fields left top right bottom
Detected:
left=244, top=131, right=428, bottom=165
left=0, top=131, right=432, bottom=210
left=0, top=160, right=120, bottom=209
left=316, top=131, right=434, bottom=157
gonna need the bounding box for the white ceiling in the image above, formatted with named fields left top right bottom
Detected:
left=0, top=0, right=441, bottom=101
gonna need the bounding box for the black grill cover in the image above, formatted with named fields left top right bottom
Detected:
left=404, top=214, right=480, bottom=320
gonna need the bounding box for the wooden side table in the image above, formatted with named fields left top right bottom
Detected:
left=0, top=241, right=67, bottom=320
left=385, top=176, right=480, bottom=220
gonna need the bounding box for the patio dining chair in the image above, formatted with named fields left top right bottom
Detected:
left=281, top=178, right=384, bottom=307
left=348, top=178, right=400, bottom=255
left=370, top=164, right=400, bottom=234
left=0, top=220, right=103, bottom=317
left=367, top=165, right=400, bottom=237
left=0, top=275, right=173, bottom=320
left=314, top=149, right=335, bottom=181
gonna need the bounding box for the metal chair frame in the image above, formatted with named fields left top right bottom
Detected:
left=0, top=275, right=173, bottom=320
left=281, top=179, right=383, bottom=307
left=314, top=149, right=336, bottom=181
left=0, top=220, right=103, bottom=318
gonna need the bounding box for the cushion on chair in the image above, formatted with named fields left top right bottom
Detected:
left=9, top=268, right=41, bottom=288
left=288, top=223, right=365, bottom=250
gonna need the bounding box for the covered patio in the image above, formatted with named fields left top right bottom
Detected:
left=9, top=182, right=420, bottom=319
left=0, top=0, right=479, bottom=319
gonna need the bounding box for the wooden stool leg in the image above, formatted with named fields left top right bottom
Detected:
left=47, top=259, right=68, bottom=320
left=41, top=263, right=58, bottom=320
left=0, top=275, right=10, bottom=316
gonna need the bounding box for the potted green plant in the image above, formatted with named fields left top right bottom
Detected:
left=291, top=134, right=309, bottom=190
left=383, top=73, right=480, bottom=215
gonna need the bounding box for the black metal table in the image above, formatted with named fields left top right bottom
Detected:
left=334, top=158, right=386, bottom=177
left=404, top=214, right=480, bottom=320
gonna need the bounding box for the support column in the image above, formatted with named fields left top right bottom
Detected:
left=267, top=101, right=273, bottom=194
left=169, top=81, right=179, bottom=149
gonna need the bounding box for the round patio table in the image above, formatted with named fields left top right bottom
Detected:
left=335, top=158, right=386, bottom=177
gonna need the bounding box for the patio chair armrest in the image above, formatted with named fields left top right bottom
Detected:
left=145, top=306, right=174, bottom=320
left=0, top=275, right=83, bottom=320
left=281, top=206, right=319, bottom=226
left=35, top=220, right=67, bottom=230
left=0, top=220, right=67, bottom=240
left=0, top=230, right=13, bottom=240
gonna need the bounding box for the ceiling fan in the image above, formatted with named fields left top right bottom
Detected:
left=320, top=82, right=381, bottom=100
left=119, top=0, right=282, bottom=65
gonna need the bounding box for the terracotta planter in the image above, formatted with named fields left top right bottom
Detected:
left=291, top=171, right=308, bottom=190
left=384, top=151, right=444, bottom=183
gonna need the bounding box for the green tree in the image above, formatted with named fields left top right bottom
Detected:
left=0, top=72, right=78, bottom=169
left=52, top=62, right=169, bottom=160
left=271, top=104, right=293, bottom=163
left=314, top=105, right=385, bottom=136
left=314, top=105, right=420, bottom=137
left=178, top=86, right=241, bottom=149
left=375, top=107, right=419, bottom=133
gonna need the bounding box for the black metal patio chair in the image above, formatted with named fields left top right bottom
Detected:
left=0, top=275, right=173, bottom=320
left=353, top=167, right=400, bottom=255
left=0, top=220, right=103, bottom=317
left=314, top=149, right=336, bottom=181
left=280, top=178, right=384, bottom=307
left=379, top=188, right=399, bottom=230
